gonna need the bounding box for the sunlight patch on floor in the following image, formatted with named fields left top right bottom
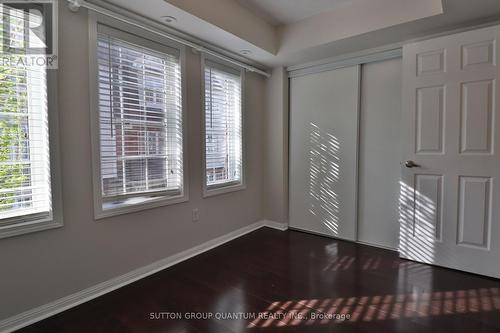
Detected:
left=247, top=287, right=500, bottom=329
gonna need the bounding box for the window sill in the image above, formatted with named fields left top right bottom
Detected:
left=0, top=217, right=63, bottom=240
left=203, top=182, right=246, bottom=198
left=95, top=192, right=188, bottom=219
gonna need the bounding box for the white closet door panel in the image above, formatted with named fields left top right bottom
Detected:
left=358, top=58, right=402, bottom=250
left=289, top=65, right=360, bottom=241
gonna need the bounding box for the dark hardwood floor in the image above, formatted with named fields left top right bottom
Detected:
left=19, top=228, right=500, bottom=332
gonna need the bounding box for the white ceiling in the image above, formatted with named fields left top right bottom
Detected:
left=98, top=0, right=500, bottom=68
left=236, top=0, right=354, bottom=26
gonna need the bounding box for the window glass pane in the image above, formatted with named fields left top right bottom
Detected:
left=0, top=5, right=52, bottom=222
left=97, top=32, right=183, bottom=201
left=204, top=62, right=242, bottom=188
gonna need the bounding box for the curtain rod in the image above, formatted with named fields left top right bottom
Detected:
left=66, top=0, right=271, bottom=78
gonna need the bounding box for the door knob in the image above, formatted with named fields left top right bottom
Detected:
left=404, top=160, right=420, bottom=168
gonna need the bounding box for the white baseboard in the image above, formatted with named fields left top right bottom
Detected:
left=356, top=240, right=398, bottom=252
left=261, top=219, right=288, bottom=231
left=0, top=220, right=285, bottom=333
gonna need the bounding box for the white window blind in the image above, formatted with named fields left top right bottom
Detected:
left=96, top=26, right=183, bottom=206
left=0, top=6, right=52, bottom=225
left=204, top=60, right=243, bottom=189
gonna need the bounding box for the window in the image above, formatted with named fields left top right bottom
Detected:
left=203, top=58, right=244, bottom=195
left=0, top=5, right=61, bottom=238
left=92, top=24, right=186, bottom=218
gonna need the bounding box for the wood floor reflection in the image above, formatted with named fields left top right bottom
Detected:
left=20, top=228, right=500, bottom=332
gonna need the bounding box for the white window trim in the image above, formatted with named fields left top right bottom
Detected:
left=0, top=70, right=64, bottom=239
left=88, top=13, right=189, bottom=219
left=201, top=54, right=246, bottom=198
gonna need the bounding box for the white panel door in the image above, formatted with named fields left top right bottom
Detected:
left=289, top=66, right=360, bottom=241
left=401, top=25, right=500, bottom=278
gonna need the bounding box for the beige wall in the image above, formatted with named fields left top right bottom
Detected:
left=263, top=67, right=288, bottom=223
left=0, top=6, right=265, bottom=320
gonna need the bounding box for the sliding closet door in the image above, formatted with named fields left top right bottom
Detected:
left=289, top=66, right=360, bottom=241
left=357, top=58, right=402, bottom=250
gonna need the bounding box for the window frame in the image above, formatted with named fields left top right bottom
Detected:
left=0, top=67, right=64, bottom=239
left=88, top=13, right=188, bottom=219
left=201, top=54, right=246, bottom=198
